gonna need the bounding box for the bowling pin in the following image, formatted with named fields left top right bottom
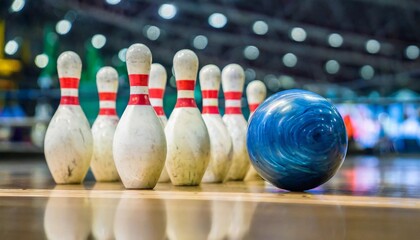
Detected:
left=244, top=80, right=267, bottom=181
left=44, top=51, right=93, bottom=184
left=149, top=63, right=170, bottom=183
left=113, top=43, right=167, bottom=189
left=90, top=66, right=120, bottom=182
left=165, top=49, right=210, bottom=186
left=246, top=80, right=267, bottom=120
left=222, top=64, right=249, bottom=181
left=200, top=64, right=233, bottom=183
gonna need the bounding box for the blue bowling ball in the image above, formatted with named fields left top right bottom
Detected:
left=247, top=89, right=348, bottom=191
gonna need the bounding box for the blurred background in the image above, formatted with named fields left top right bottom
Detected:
left=0, top=0, right=419, bottom=154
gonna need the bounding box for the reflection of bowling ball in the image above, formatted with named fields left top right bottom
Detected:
left=247, top=89, right=348, bottom=191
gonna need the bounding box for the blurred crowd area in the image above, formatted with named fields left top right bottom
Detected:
left=338, top=102, right=419, bottom=154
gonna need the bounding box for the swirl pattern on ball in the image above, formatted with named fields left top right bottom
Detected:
left=247, top=89, right=348, bottom=191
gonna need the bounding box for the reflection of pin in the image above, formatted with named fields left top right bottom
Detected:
left=165, top=50, right=210, bottom=186
left=90, top=183, right=120, bottom=239
left=113, top=43, right=167, bottom=189
left=149, top=63, right=170, bottom=183
left=90, top=67, right=120, bottom=182
left=244, top=80, right=266, bottom=181
left=200, top=64, right=233, bottom=183
left=208, top=200, right=232, bottom=240
left=114, top=194, right=166, bottom=240
left=44, top=186, right=91, bottom=240
left=44, top=51, right=93, bottom=184
left=228, top=199, right=258, bottom=240
left=165, top=199, right=210, bottom=240
left=222, top=64, right=249, bottom=181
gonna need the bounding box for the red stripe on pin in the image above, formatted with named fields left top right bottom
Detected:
left=202, top=106, right=219, bottom=114
left=224, top=91, right=242, bottom=100
left=202, top=90, right=218, bottom=98
left=176, top=80, right=195, bottom=91
left=149, top=88, right=164, bottom=98
left=60, top=77, right=79, bottom=89
left=99, top=108, right=117, bottom=116
left=225, top=107, right=242, bottom=114
left=153, top=106, right=165, bottom=116
left=60, top=96, right=79, bottom=105
left=249, top=103, right=260, bottom=113
left=128, top=94, right=150, bottom=105
left=129, top=74, right=149, bottom=86
left=99, top=92, right=117, bottom=101
left=175, top=98, right=197, bottom=108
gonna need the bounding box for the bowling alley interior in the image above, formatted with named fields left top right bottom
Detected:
left=1, top=0, right=420, bottom=239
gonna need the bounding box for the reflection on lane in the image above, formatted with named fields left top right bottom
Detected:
left=90, top=183, right=120, bottom=240
left=114, top=194, right=166, bottom=240
left=43, top=185, right=91, bottom=240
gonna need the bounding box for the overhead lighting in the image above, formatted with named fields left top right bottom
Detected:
left=325, top=60, right=340, bottom=74
left=360, top=65, right=375, bottom=80
left=10, top=0, right=25, bottom=12
left=118, top=48, right=127, bottom=62
left=279, top=75, right=295, bottom=89
left=245, top=68, right=256, bottom=81
left=5, top=40, right=19, bottom=55
left=290, top=27, right=307, bottom=42
left=252, top=21, right=268, bottom=35
left=264, top=74, right=280, bottom=92
left=405, top=45, right=419, bottom=60
left=365, top=39, right=380, bottom=54
left=91, top=34, right=106, bottom=49
left=35, top=54, right=49, bottom=68
left=208, top=13, right=227, bottom=29
left=144, top=25, right=161, bottom=41
left=192, top=35, right=208, bottom=50
left=158, top=4, right=177, bottom=19
left=243, top=45, right=259, bottom=60
left=328, top=33, right=343, bottom=48
left=55, top=20, right=72, bottom=35
left=282, top=53, right=297, bottom=68
left=106, top=0, right=121, bottom=5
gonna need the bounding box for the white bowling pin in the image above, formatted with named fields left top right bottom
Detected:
left=149, top=63, right=170, bottom=183
left=200, top=64, right=233, bottom=183
left=244, top=80, right=267, bottom=181
left=165, top=49, right=210, bottom=186
left=44, top=51, right=93, bottom=184
left=90, top=67, right=120, bottom=182
left=246, top=80, right=266, bottom=119
left=222, top=64, right=249, bottom=181
left=113, top=43, right=167, bottom=189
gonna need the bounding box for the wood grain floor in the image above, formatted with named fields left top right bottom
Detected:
left=0, top=155, right=419, bottom=239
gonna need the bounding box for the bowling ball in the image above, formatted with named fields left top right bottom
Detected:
left=247, top=89, right=348, bottom=191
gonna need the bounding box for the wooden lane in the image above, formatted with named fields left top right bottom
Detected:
left=0, top=182, right=420, bottom=210
left=1, top=155, right=420, bottom=239
left=1, top=190, right=420, bottom=240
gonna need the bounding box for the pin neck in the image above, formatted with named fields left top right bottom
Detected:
left=248, top=103, right=260, bottom=113
left=224, top=91, right=242, bottom=114
left=202, top=90, right=219, bottom=114
left=98, top=92, right=117, bottom=116
left=128, top=74, right=150, bottom=105
left=175, top=79, right=197, bottom=108
left=59, top=77, right=80, bottom=105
